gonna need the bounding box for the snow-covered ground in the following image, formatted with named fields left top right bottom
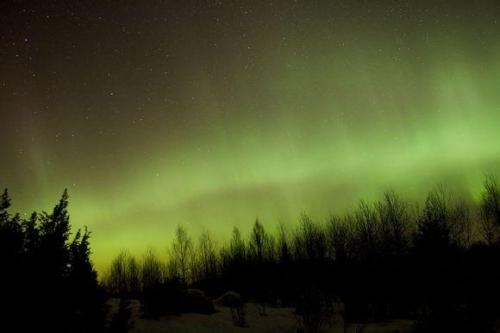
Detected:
left=107, top=298, right=415, bottom=333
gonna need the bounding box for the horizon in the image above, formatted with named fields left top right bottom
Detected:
left=3, top=177, right=495, bottom=274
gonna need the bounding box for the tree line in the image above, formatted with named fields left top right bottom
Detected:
left=105, top=177, right=500, bottom=332
left=1, top=176, right=499, bottom=332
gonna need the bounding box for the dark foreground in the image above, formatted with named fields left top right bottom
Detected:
left=107, top=298, right=415, bottom=333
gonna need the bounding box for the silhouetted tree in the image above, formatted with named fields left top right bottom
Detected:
left=0, top=189, right=106, bottom=333
left=230, top=226, right=246, bottom=261
left=127, top=254, right=141, bottom=296
left=353, top=201, right=379, bottom=262
left=377, top=191, right=411, bottom=257
left=219, top=227, right=248, bottom=295
left=294, top=214, right=327, bottom=263
left=141, top=248, right=177, bottom=318
left=68, top=227, right=107, bottom=332
left=0, top=189, right=10, bottom=215
left=451, top=200, right=474, bottom=248
left=98, top=178, right=500, bottom=331
left=141, top=248, right=164, bottom=290
left=109, top=251, right=129, bottom=295
left=0, top=189, right=23, bottom=332
left=327, top=215, right=351, bottom=263
left=171, top=225, right=193, bottom=284
left=415, top=187, right=455, bottom=253
left=412, top=187, right=464, bottom=331
left=249, top=219, right=269, bottom=262
left=480, top=176, right=500, bottom=245
left=197, top=229, right=218, bottom=281
left=277, top=223, right=291, bottom=264
left=109, top=250, right=141, bottom=296
left=248, top=219, right=274, bottom=315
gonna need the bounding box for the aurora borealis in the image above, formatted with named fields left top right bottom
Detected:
left=2, top=1, right=500, bottom=271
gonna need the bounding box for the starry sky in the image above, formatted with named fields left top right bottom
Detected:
left=2, top=1, right=500, bottom=271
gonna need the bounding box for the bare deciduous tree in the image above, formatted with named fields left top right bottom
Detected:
left=127, top=254, right=141, bottom=295
left=354, top=201, right=379, bottom=260
left=230, top=227, right=246, bottom=262
left=109, top=250, right=129, bottom=294
left=327, top=215, right=351, bottom=262
left=480, top=176, right=500, bottom=245
left=451, top=200, right=474, bottom=248
left=198, top=229, right=218, bottom=280
left=377, top=191, right=411, bottom=256
left=142, top=248, right=164, bottom=290
left=171, top=225, right=193, bottom=284
left=249, top=219, right=268, bottom=262
left=277, top=222, right=291, bottom=264
left=294, top=214, right=327, bottom=262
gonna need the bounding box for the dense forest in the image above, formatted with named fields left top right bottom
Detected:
left=1, top=177, right=500, bottom=332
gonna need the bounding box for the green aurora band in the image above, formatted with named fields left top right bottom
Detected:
left=2, top=2, right=500, bottom=272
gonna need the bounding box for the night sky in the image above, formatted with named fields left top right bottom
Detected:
left=2, top=1, right=500, bottom=271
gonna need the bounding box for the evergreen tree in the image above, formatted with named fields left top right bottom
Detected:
left=69, top=228, right=107, bottom=332
left=0, top=189, right=108, bottom=333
